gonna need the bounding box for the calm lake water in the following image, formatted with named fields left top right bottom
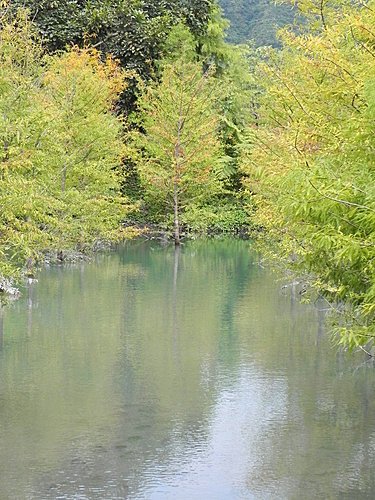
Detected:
left=1, top=239, right=375, bottom=499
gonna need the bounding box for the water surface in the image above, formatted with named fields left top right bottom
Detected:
left=1, top=239, right=375, bottom=499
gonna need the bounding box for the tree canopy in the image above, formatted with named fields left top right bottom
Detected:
left=8, top=0, right=218, bottom=111
left=0, top=9, right=132, bottom=282
left=241, top=0, right=375, bottom=349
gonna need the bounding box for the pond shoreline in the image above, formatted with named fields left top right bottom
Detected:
left=0, top=225, right=251, bottom=302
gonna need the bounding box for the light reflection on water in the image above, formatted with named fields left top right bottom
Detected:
left=1, top=239, right=375, bottom=499
left=135, top=368, right=288, bottom=500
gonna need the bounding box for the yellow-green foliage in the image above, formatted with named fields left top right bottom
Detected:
left=0, top=10, right=132, bottom=280
left=241, top=1, right=375, bottom=349
left=129, top=55, right=224, bottom=225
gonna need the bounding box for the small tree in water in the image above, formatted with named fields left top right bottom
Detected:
left=131, top=32, right=223, bottom=245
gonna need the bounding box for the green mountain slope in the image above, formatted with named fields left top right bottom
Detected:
left=218, top=0, right=294, bottom=46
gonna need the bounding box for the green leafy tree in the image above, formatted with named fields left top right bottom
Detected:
left=0, top=10, right=133, bottom=285
left=0, top=9, right=51, bottom=279
left=241, top=0, right=375, bottom=349
left=130, top=53, right=224, bottom=244
left=124, top=23, right=256, bottom=236
left=37, top=47, right=132, bottom=251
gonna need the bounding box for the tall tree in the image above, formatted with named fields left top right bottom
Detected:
left=130, top=48, right=224, bottom=244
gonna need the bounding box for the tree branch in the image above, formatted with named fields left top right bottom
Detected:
left=308, top=177, right=375, bottom=213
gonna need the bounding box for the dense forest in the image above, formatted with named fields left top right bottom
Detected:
left=0, top=0, right=374, bottom=351
left=218, top=0, right=295, bottom=45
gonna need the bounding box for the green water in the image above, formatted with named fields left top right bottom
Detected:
left=1, top=239, right=374, bottom=499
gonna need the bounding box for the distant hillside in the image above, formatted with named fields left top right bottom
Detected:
left=218, top=0, right=295, bottom=46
